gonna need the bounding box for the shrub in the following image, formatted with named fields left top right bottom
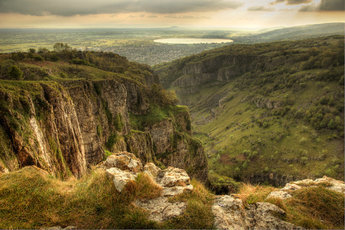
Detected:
left=8, top=65, right=23, bottom=80
left=105, top=133, right=117, bottom=150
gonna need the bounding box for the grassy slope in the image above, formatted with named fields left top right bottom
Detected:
left=156, top=36, right=344, bottom=183
left=0, top=166, right=213, bottom=229
left=1, top=166, right=342, bottom=229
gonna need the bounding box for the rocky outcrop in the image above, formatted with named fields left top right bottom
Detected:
left=99, top=152, right=307, bottom=228
left=0, top=78, right=207, bottom=180
left=101, top=152, right=193, bottom=222
left=267, top=176, right=345, bottom=200
left=212, top=195, right=301, bottom=230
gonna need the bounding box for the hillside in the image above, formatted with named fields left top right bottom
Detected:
left=234, top=23, right=344, bottom=43
left=0, top=42, right=344, bottom=229
left=0, top=47, right=207, bottom=181
left=155, top=35, right=344, bottom=187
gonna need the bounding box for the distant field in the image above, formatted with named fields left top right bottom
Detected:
left=0, top=23, right=343, bottom=65
left=0, top=28, right=234, bottom=65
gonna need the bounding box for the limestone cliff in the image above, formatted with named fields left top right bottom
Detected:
left=0, top=51, right=207, bottom=181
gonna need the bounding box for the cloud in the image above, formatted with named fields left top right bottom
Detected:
left=247, top=6, right=275, bottom=11
left=272, top=0, right=312, bottom=5
left=0, top=0, right=243, bottom=16
left=319, top=0, right=345, bottom=11
left=300, top=0, right=344, bottom=11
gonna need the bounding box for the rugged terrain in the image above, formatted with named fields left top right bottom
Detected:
left=0, top=48, right=207, bottom=181
left=156, top=35, right=344, bottom=187
left=0, top=151, right=344, bottom=229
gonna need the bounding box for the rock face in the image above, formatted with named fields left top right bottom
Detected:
left=212, top=195, right=301, bottom=230
left=267, top=176, right=345, bottom=200
left=0, top=78, right=207, bottom=180
left=101, top=152, right=193, bottom=222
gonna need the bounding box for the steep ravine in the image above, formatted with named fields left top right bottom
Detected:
left=155, top=36, right=344, bottom=186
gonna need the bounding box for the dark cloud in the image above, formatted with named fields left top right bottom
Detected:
left=247, top=6, right=275, bottom=11
left=0, top=0, right=243, bottom=16
left=272, top=0, right=312, bottom=5
left=300, top=0, right=344, bottom=11
left=319, top=0, right=345, bottom=11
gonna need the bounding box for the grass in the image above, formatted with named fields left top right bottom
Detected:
left=236, top=183, right=276, bottom=206
left=157, top=35, right=344, bottom=183
left=164, top=179, right=215, bottom=229
left=0, top=166, right=159, bottom=229
left=135, top=173, right=162, bottom=200
left=268, top=186, right=345, bottom=229
left=235, top=183, right=344, bottom=229
left=0, top=166, right=215, bottom=229
left=1, top=166, right=343, bottom=229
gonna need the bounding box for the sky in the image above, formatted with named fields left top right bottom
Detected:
left=0, top=0, right=344, bottom=29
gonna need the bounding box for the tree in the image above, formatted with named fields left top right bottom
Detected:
left=53, top=43, right=71, bottom=52
left=28, top=48, right=36, bottom=54
left=8, top=65, right=23, bottom=80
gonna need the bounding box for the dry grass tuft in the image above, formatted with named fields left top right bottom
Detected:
left=236, top=183, right=276, bottom=206
left=134, top=173, right=162, bottom=200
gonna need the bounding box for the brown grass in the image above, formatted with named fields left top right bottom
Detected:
left=235, top=183, right=276, bottom=206
left=0, top=166, right=157, bottom=229
left=134, top=173, right=162, bottom=200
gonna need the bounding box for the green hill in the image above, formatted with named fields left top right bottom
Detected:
left=155, top=35, right=344, bottom=187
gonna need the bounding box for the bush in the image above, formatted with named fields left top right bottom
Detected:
left=8, top=65, right=23, bottom=80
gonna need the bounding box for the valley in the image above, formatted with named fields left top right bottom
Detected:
left=0, top=24, right=344, bottom=229
left=156, top=35, right=344, bottom=188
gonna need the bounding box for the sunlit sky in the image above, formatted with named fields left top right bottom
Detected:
left=0, top=0, right=344, bottom=29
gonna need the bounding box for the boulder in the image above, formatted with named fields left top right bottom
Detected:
left=103, top=151, right=143, bottom=173
left=267, top=176, right=345, bottom=200
left=106, top=167, right=136, bottom=192
left=162, top=184, right=194, bottom=197
left=157, top=167, right=191, bottom=187
left=212, top=195, right=301, bottom=230
left=267, top=190, right=292, bottom=200
left=143, top=162, right=161, bottom=179
left=247, top=202, right=300, bottom=230
left=212, top=195, right=247, bottom=230
left=135, top=197, right=186, bottom=222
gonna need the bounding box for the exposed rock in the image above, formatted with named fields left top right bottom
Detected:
left=162, top=184, right=193, bottom=197
left=157, top=167, right=191, bottom=187
left=143, top=162, right=161, bottom=179
left=148, top=119, right=174, bottom=154
left=267, top=190, right=292, bottom=200
left=100, top=153, right=193, bottom=222
left=212, top=195, right=301, bottom=230
left=1, top=78, right=208, bottom=181
left=212, top=195, right=247, bottom=230
left=267, top=176, right=345, bottom=200
left=246, top=202, right=300, bottom=230
left=314, top=176, right=345, bottom=194
left=103, top=152, right=143, bottom=173
left=106, top=167, right=136, bottom=192
left=135, top=197, right=186, bottom=222
left=281, top=183, right=302, bottom=191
